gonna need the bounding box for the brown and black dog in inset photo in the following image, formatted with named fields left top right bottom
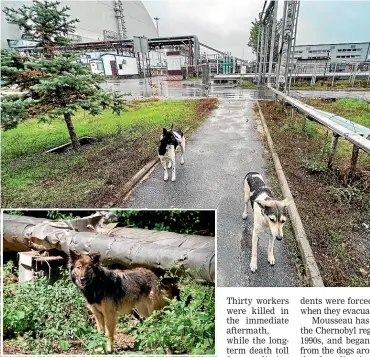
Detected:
left=2, top=210, right=215, bottom=355
left=68, top=250, right=177, bottom=353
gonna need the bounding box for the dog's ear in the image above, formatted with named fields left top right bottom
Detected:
left=89, top=252, right=101, bottom=266
left=69, top=250, right=80, bottom=264
left=255, top=200, right=267, bottom=214
left=163, top=128, right=167, bottom=135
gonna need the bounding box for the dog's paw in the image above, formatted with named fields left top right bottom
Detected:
left=180, top=158, right=185, bottom=165
left=242, top=213, right=248, bottom=219
left=164, top=173, right=169, bottom=181
left=171, top=176, right=176, bottom=182
left=250, top=260, right=257, bottom=272
left=268, top=255, right=275, bottom=266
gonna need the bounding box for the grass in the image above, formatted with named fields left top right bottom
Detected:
left=2, top=99, right=197, bottom=159
left=291, top=79, right=370, bottom=91
left=241, top=80, right=257, bottom=89
left=186, top=77, right=201, bottom=81
left=2, top=98, right=218, bottom=208
left=302, top=98, right=370, bottom=169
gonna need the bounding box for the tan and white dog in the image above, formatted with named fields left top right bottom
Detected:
left=242, top=172, right=289, bottom=272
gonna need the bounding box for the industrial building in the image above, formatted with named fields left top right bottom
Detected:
left=293, top=42, right=370, bottom=63
left=1, top=0, right=166, bottom=77
left=292, top=42, right=370, bottom=73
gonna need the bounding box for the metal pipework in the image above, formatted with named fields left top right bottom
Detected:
left=3, top=214, right=215, bottom=283
left=268, top=85, right=370, bottom=153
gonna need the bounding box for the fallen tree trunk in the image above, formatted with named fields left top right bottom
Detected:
left=3, top=214, right=215, bottom=282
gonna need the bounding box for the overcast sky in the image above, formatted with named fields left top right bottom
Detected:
left=143, top=0, right=370, bottom=60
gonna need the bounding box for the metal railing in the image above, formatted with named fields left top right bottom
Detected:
left=267, top=84, right=370, bottom=178
left=268, top=85, right=370, bottom=153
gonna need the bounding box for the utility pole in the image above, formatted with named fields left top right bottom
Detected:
left=268, top=1, right=278, bottom=84
left=154, top=17, right=160, bottom=37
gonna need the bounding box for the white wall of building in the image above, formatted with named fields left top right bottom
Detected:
left=1, top=1, right=157, bottom=48
left=294, top=42, right=370, bottom=63
left=101, top=54, right=138, bottom=76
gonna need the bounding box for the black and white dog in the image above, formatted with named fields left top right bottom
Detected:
left=242, top=172, right=289, bottom=272
left=158, top=127, right=186, bottom=181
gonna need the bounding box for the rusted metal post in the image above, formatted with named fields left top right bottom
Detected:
left=327, top=133, right=339, bottom=169
left=349, top=144, right=360, bottom=180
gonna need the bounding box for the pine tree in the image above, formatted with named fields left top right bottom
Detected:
left=1, top=0, right=125, bottom=149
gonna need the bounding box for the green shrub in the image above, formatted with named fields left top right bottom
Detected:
left=123, top=276, right=215, bottom=355
left=4, top=267, right=215, bottom=355
left=46, top=210, right=78, bottom=220
left=329, top=185, right=366, bottom=205
left=3, top=270, right=107, bottom=354
left=113, top=210, right=216, bottom=236
left=3, top=260, right=17, bottom=286
left=299, top=158, right=327, bottom=173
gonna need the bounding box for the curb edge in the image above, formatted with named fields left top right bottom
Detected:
left=257, top=101, right=324, bottom=287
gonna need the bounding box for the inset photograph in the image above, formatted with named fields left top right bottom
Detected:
left=2, top=210, right=215, bottom=355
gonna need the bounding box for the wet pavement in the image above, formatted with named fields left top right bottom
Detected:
left=102, top=77, right=370, bottom=101
left=101, top=77, right=273, bottom=100
left=121, top=85, right=298, bottom=287
left=114, top=77, right=369, bottom=286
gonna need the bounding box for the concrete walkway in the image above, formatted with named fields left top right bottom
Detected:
left=123, top=92, right=298, bottom=287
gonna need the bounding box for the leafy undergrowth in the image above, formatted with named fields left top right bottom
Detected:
left=4, top=209, right=216, bottom=236
left=114, top=210, right=215, bottom=236
left=291, top=79, right=370, bottom=91
left=259, top=101, right=370, bottom=287
left=121, top=275, right=215, bottom=355
left=3, top=262, right=105, bottom=355
left=3, top=261, right=215, bottom=355
left=2, top=98, right=218, bottom=207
